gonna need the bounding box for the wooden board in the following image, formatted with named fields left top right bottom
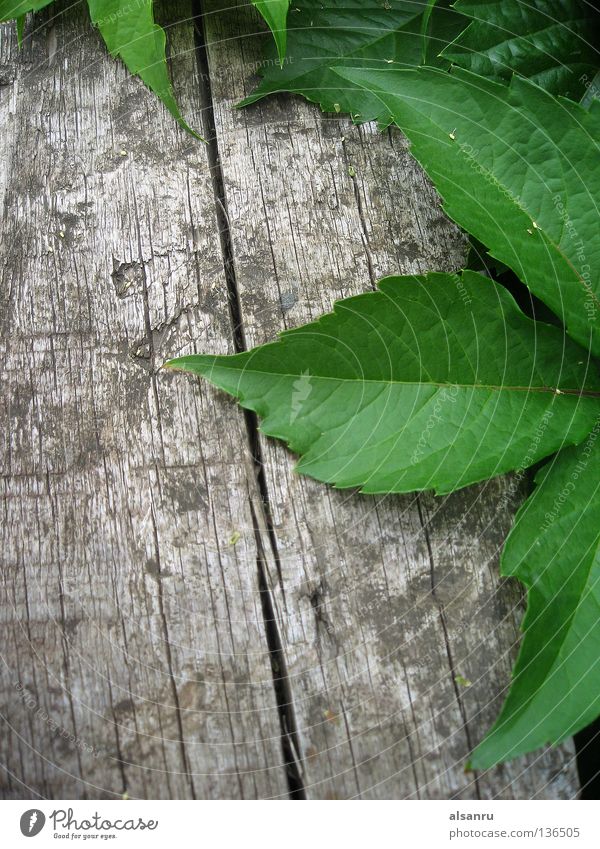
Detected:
left=0, top=1, right=287, bottom=800
left=201, top=0, right=580, bottom=799
left=0, top=0, right=580, bottom=799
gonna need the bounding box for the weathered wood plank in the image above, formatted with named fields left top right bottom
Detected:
left=0, top=1, right=288, bottom=799
left=202, top=0, right=579, bottom=798
left=0, top=0, right=582, bottom=800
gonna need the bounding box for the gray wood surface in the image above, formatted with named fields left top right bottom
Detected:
left=0, top=0, right=580, bottom=798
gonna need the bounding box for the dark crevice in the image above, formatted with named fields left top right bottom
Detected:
left=575, top=718, right=600, bottom=799
left=340, top=135, right=377, bottom=290
left=106, top=677, right=128, bottom=797
left=251, top=503, right=306, bottom=799
left=190, top=0, right=598, bottom=803
left=192, top=0, right=306, bottom=800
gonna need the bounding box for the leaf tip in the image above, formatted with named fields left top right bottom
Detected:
left=16, top=14, right=25, bottom=48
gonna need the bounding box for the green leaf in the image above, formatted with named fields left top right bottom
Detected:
left=252, top=0, right=290, bottom=65
left=16, top=13, right=25, bottom=45
left=442, top=0, right=599, bottom=100
left=165, top=270, right=600, bottom=495
left=240, top=0, right=465, bottom=114
left=0, top=0, right=53, bottom=18
left=335, top=67, right=600, bottom=356
left=421, top=0, right=439, bottom=63
left=86, top=0, right=200, bottom=138
left=421, top=0, right=439, bottom=34
left=471, top=429, right=600, bottom=768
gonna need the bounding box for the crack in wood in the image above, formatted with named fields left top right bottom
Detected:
left=192, top=0, right=306, bottom=800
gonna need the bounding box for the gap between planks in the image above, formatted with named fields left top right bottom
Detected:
left=192, top=0, right=306, bottom=799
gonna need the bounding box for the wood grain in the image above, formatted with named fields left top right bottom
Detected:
left=0, top=0, right=581, bottom=799
left=0, top=1, right=287, bottom=800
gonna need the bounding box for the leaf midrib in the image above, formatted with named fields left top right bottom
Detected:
left=205, top=365, right=600, bottom=397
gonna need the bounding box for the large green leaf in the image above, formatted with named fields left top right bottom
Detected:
left=86, top=0, right=199, bottom=137
left=165, top=270, right=600, bottom=495
left=240, top=0, right=464, bottom=114
left=0, top=0, right=53, bottom=17
left=471, top=431, right=600, bottom=768
left=334, top=68, right=600, bottom=356
left=442, top=0, right=599, bottom=100
left=252, top=0, right=290, bottom=65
